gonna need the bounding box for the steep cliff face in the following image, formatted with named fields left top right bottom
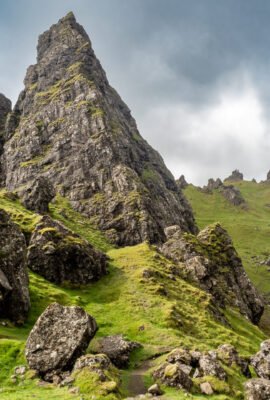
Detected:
left=2, top=12, right=196, bottom=245
left=0, top=94, right=11, bottom=185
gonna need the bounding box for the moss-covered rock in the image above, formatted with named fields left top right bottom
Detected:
left=27, top=215, right=107, bottom=284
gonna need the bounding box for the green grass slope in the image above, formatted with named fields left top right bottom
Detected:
left=0, top=190, right=266, bottom=399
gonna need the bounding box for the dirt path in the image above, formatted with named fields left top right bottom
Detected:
left=127, top=360, right=152, bottom=397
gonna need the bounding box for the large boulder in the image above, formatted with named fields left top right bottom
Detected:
left=94, top=335, right=141, bottom=368
left=220, top=185, right=246, bottom=206
left=27, top=215, right=107, bottom=284
left=153, top=362, right=193, bottom=391
left=244, top=378, right=270, bottom=400
left=161, top=223, right=264, bottom=324
left=251, top=340, right=270, bottom=379
left=0, top=209, right=30, bottom=323
left=25, top=303, right=98, bottom=380
left=217, top=344, right=250, bottom=377
left=21, top=176, right=55, bottom=214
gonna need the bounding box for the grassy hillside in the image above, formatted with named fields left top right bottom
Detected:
left=0, top=190, right=266, bottom=399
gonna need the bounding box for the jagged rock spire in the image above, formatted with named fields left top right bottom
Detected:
left=2, top=13, right=197, bottom=245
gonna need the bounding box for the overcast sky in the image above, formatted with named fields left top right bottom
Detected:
left=1, top=0, right=270, bottom=185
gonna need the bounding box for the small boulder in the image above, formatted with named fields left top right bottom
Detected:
left=25, top=303, right=98, bottom=380
left=245, top=378, right=270, bottom=400
left=95, top=335, right=141, bottom=368
left=153, top=362, right=193, bottom=391
left=27, top=215, right=107, bottom=284
left=148, top=383, right=163, bottom=396
left=198, top=354, right=227, bottom=381
left=21, top=177, right=55, bottom=214
left=200, top=381, right=214, bottom=395
left=0, top=209, right=30, bottom=323
left=251, top=340, right=270, bottom=379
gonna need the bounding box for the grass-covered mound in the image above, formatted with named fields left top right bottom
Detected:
left=0, top=190, right=266, bottom=399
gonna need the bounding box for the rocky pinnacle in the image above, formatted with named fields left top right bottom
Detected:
left=2, top=12, right=197, bottom=245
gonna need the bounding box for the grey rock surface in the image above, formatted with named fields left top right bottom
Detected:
left=2, top=13, right=197, bottom=246
left=244, top=378, right=270, bottom=400
left=25, top=302, right=98, bottom=380
left=95, top=335, right=141, bottom=368
left=0, top=209, right=30, bottom=323
left=161, top=223, right=264, bottom=324
left=251, top=340, right=270, bottom=379
left=153, top=362, right=193, bottom=391
left=27, top=215, right=107, bottom=284
left=21, top=176, right=55, bottom=213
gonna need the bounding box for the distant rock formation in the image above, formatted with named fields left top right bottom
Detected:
left=0, top=209, right=30, bottom=323
left=1, top=12, right=197, bottom=246
left=27, top=215, right=108, bottom=284
left=176, top=175, right=188, bottom=189
left=25, top=303, right=98, bottom=381
left=224, top=169, right=244, bottom=182
left=202, top=178, right=246, bottom=207
left=161, top=223, right=264, bottom=324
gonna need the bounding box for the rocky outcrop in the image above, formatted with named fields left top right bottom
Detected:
left=217, top=344, right=250, bottom=377
left=94, top=335, right=141, bottom=368
left=27, top=215, right=107, bottom=284
left=245, top=378, right=270, bottom=400
left=0, top=94, right=11, bottom=184
left=224, top=169, right=243, bottom=182
left=251, top=340, right=270, bottom=379
left=161, top=223, right=264, bottom=324
left=0, top=209, right=30, bottom=323
left=176, top=175, right=188, bottom=189
left=2, top=13, right=197, bottom=246
left=21, top=176, right=55, bottom=213
left=204, top=178, right=246, bottom=207
left=25, top=303, right=98, bottom=380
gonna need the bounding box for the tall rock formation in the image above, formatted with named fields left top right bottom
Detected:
left=0, top=94, right=11, bottom=184
left=2, top=12, right=196, bottom=245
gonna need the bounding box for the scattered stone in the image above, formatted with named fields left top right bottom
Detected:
left=200, top=381, right=214, bottom=395
left=0, top=209, right=30, bottom=323
left=251, top=340, right=270, bottom=379
left=20, top=177, right=55, bottom=214
left=73, top=354, right=111, bottom=371
left=25, top=303, right=98, bottom=380
left=153, top=362, right=193, bottom=391
left=148, top=383, right=163, bottom=396
left=224, top=169, right=244, bottom=182
left=94, top=335, right=141, bottom=368
left=27, top=215, right=107, bottom=284
left=245, top=378, right=270, bottom=400
left=14, top=366, right=27, bottom=376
